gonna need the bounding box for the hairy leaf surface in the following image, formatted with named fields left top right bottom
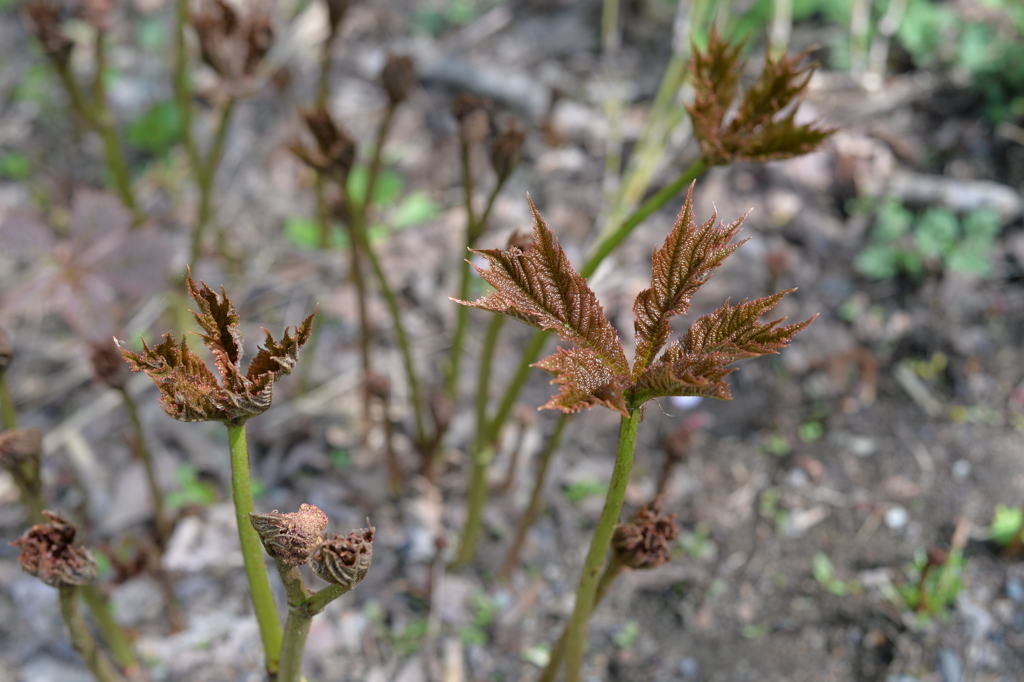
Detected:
left=533, top=347, right=629, bottom=415
left=459, top=197, right=628, bottom=377
left=632, top=183, right=746, bottom=377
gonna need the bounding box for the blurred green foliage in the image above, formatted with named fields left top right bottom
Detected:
left=855, top=198, right=1001, bottom=280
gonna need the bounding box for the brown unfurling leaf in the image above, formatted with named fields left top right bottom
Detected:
left=629, top=292, right=816, bottom=407
left=118, top=272, right=316, bottom=424
left=632, top=183, right=746, bottom=377
left=533, top=347, right=630, bottom=415
left=458, top=197, right=628, bottom=378
left=687, top=29, right=834, bottom=166
left=11, top=511, right=97, bottom=586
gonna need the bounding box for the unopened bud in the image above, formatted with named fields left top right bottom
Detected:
left=249, top=503, right=329, bottom=566
left=91, top=343, right=129, bottom=389
left=451, top=94, right=490, bottom=143
left=0, top=429, right=43, bottom=472
left=23, top=0, right=74, bottom=67
left=381, top=55, right=415, bottom=105
left=311, top=522, right=374, bottom=590
left=301, top=108, right=356, bottom=180
left=612, top=498, right=679, bottom=570
left=507, top=228, right=532, bottom=252
left=324, top=0, right=350, bottom=33
left=489, top=123, right=525, bottom=183
left=10, top=511, right=98, bottom=586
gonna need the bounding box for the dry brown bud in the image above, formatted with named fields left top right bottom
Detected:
left=300, top=107, right=356, bottom=180
left=0, top=429, right=43, bottom=471
left=381, top=55, right=415, bottom=105
left=489, top=123, right=525, bottom=183
left=90, top=343, right=130, bottom=389
left=451, top=94, right=489, bottom=123
left=324, top=0, right=350, bottom=33
left=612, top=498, right=679, bottom=570
left=311, top=522, right=374, bottom=590
left=23, top=0, right=74, bottom=67
left=10, top=511, right=98, bottom=586
left=0, top=327, right=11, bottom=372
left=191, top=0, right=272, bottom=81
left=249, top=503, right=328, bottom=566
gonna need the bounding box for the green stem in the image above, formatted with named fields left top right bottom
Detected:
left=118, top=386, right=170, bottom=548
left=189, top=98, right=237, bottom=265
left=59, top=585, right=127, bottom=682
left=276, top=563, right=311, bottom=682
left=542, top=409, right=641, bottom=682
left=451, top=445, right=492, bottom=569
left=0, top=370, right=17, bottom=430
left=79, top=584, right=138, bottom=674
left=226, top=422, right=283, bottom=677
left=501, top=413, right=569, bottom=578
left=90, top=32, right=139, bottom=219
left=173, top=0, right=200, bottom=173
left=582, top=158, right=707, bottom=278
left=303, top=583, right=348, bottom=616
left=540, top=557, right=624, bottom=680
left=485, top=330, right=549, bottom=444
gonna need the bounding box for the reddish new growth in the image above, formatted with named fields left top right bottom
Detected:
left=456, top=184, right=815, bottom=415
left=612, top=498, right=680, bottom=570
left=311, top=523, right=375, bottom=591
left=10, top=511, right=98, bottom=586
left=117, top=272, right=315, bottom=425
left=249, top=503, right=329, bottom=567
left=687, top=29, right=835, bottom=166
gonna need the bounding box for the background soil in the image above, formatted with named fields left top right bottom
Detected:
left=1, top=1, right=1023, bottom=681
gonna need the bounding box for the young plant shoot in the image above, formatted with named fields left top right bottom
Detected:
left=455, top=185, right=815, bottom=682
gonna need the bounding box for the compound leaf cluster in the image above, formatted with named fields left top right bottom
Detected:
left=457, top=187, right=814, bottom=415
left=118, top=272, right=315, bottom=424
left=688, top=29, right=835, bottom=166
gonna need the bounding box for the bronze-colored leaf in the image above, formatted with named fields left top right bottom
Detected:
left=10, top=511, right=97, bottom=586
left=533, top=347, right=629, bottom=415
left=118, top=273, right=316, bottom=424
left=687, top=29, right=835, bottom=165
left=457, top=197, right=628, bottom=377
left=632, top=183, right=747, bottom=376
left=629, top=291, right=816, bottom=407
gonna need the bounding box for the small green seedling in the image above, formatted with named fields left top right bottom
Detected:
left=813, top=552, right=863, bottom=597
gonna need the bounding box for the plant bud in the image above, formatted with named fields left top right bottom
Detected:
left=381, top=55, right=415, bottom=105
left=302, top=108, right=356, bottom=180
left=23, top=0, right=74, bottom=67
left=451, top=94, right=491, bottom=143
left=611, top=498, right=679, bottom=570
left=489, top=123, right=525, bottom=183
left=0, top=429, right=43, bottom=472
left=507, top=228, right=532, bottom=252
left=90, top=343, right=130, bottom=389
left=249, top=503, right=329, bottom=566
left=10, top=511, right=98, bottom=586
left=324, top=0, right=350, bottom=33
left=0, top=327, right=11, bottom=372
left=311, top=523, right=374, bottom=590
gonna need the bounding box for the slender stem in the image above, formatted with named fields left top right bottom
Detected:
left=476, top=314, right=504, bottom=449
left=79, top=584, right=138, bottom=674
left=543, top=409, right=641, bottom=682
left=485, top=330, right=548, bottom=444
left=226, top=422, right=283, bottom=677
left=582, top=158, right=707, bottom=278
left=189, top=98, right=237, bottom=264
left=363, top=101, right=396, bottom=219
left=303, top=583, right=348, bottom=616
left=501, top=413, right=569, bottom=578
left=90, top=30, right=138, bottom=218
left=451, top=445, right=492, bottom=569
left=316, top=23, right=338, bottom=109
left=118, top=386, right=171, bottom=547
left=0, top=370, right=17, bottom=430
left=173, top=0, right=200, bottom=173
left=59, top=585, right=127, bottom=682
left=541, top=557, right=625, bottom=680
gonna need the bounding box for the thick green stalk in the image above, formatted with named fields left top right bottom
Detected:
left=276, top=564, right=311, bottom=682
left=501, top=413, right=569, bottom=578
left=59, top=585, right=127, bottom=682
left=539, top=556, right=625, bottom=678
left=79, top=584, right=139, bottom=674
left=541, top=409, right=641, bottom=682
left=226, top=422, right=283, bottom=676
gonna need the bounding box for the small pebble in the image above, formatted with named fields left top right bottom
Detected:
left=939, top=648, right=963, bottom=682
left=1006, top=577, right=1024, bottom=603
left=678, top=657, right=699, bottom=679
left=670, top=396, right=703, bottom=410
left=884, top=505, right=909, bottom=530
left=952, top=459, right=971, bottom=480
